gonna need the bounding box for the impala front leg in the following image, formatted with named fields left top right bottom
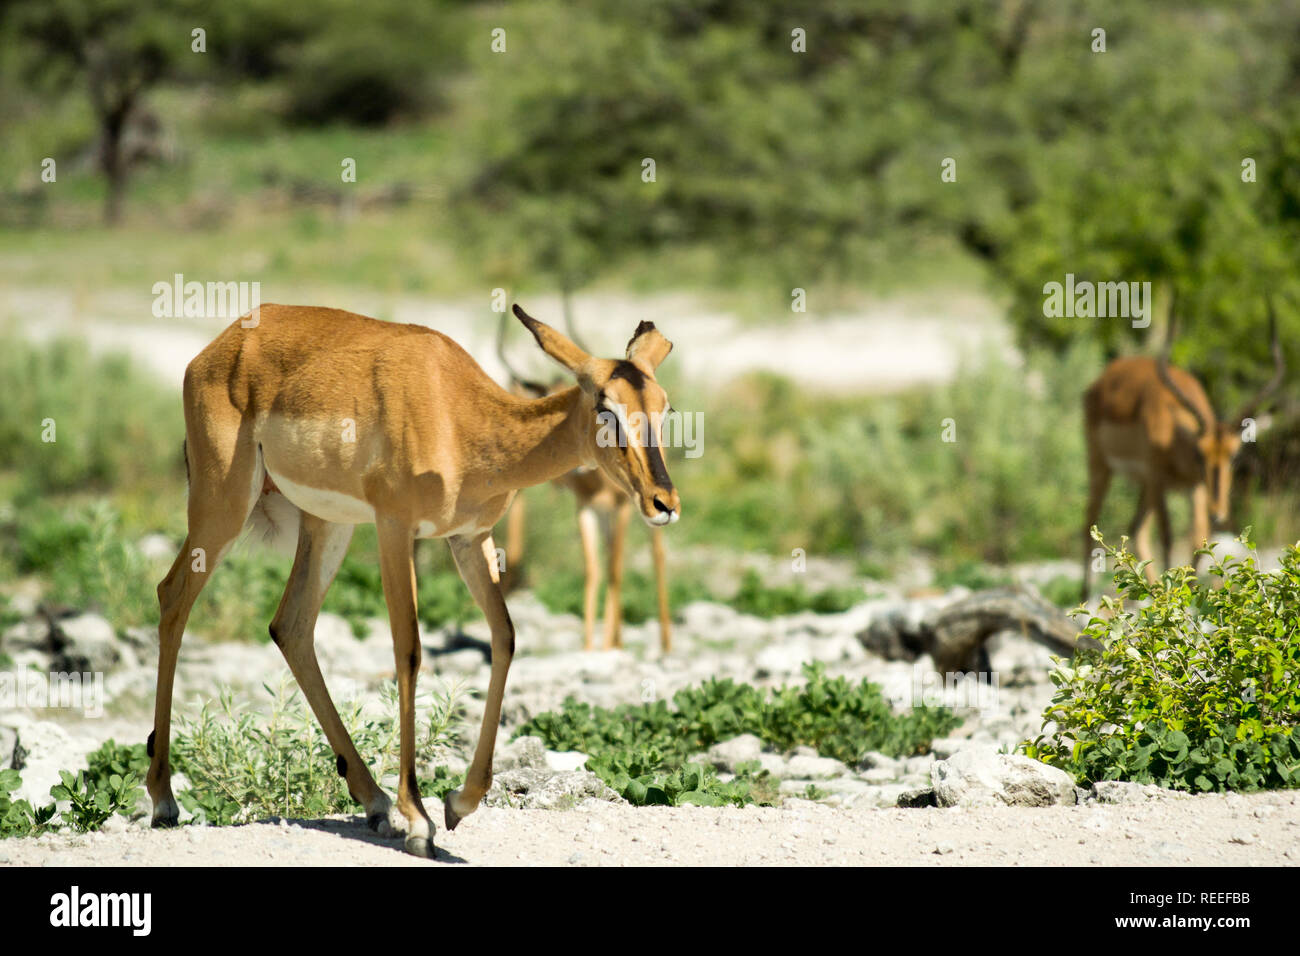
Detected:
left=445, top=532, right=515, bottom=829
left=1190, top=483, right=1211, bottom=576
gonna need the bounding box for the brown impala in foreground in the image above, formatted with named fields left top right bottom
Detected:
left=145, top=303, right=679, bottom=857
left=1081, top=297, right=1285, bottom=600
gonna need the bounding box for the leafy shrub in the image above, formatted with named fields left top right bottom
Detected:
left=1, top=768, right=54, bottom=837
left=729, top=569, right=862, bottom=618
left=519, top=663, right=960, bottom=806
left=1023, top=534, right=1300, bottom=791
left=584, top=752, right=771, bottom=807
left=174, top=675, right=466, bottom=825
left=0, top=761, right=139, bottom=838
left=11, top=501, right=157, bottom=629
left=0, top=335, right=181, bottom=498
left=50, top=769, right=142, bottom=833
left=933, top=560, right=1012, bottom=593
left=84, top=738, right=151, bottom=791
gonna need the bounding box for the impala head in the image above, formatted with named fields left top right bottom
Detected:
left=513, top=304, right=680, bottom=526
left=1159, top=291, right=1286, bottom=529
left=1198, top=424, right=1242, bottom=528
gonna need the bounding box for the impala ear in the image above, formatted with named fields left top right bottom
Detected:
left=514, top=304, right=592, bottom=379
left=625, top=320, right=673, bottom=373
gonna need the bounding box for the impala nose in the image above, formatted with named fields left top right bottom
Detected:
left=650, top=494, right=680, bottom=525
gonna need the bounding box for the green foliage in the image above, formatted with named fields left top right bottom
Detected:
left=0, top=334, right=182, bottom=498
left=278, top=2, right=463, bottom=125
left=933, top=561, right=1013, bottom=593
left=519, top=663, right=960, bottom=806
left=1024, top=534, right=1300, bottom=791
left=84, top=739, right=151, bottom=791
left=584, top=752, right=766, bottom=808
left=0, top=768, right=57, bottom=838
left=683, top=345, right=1133, bottom=564
left=729, top=569, right=862, bottom=618
left=50, top=768, right=142, bottom=833
left=11, top=501, right=157, bottom=629
left=174, top=675, right=465, bottom=826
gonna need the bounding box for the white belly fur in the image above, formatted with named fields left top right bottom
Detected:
left=267, top=469, right=376, bottom=525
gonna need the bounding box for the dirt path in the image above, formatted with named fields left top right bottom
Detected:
left=5, top=791, right=1297, bottom=867
left=1, top=287, right=1010, bottom=394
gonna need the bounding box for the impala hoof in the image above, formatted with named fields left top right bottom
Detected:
left=404, top=835, right=436, bottom=859
left=150, top=796, right=180, bottom=828
left=367, top=812, right=393, bottom=837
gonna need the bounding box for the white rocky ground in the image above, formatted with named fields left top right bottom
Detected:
left=4, top=567, right=1299, bottom=866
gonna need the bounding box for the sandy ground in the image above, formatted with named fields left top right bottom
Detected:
left=4, top=791, right=1298, bottom=867
left=1, top=286, right=1011, bottom=394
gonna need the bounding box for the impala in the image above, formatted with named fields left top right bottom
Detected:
left=1081, top=295, right=1285, bottom=600
left=145, top=303, right=679, bottom=857
left=496, top=313, right=673, bottom=653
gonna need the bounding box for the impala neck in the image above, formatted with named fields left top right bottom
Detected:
left=482, top=384, right=592, bottom=491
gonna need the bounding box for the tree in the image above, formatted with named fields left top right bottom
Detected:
left=10, top=0, right=204, bottom=224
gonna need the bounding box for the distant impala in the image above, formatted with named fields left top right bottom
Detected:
left=496, top=312, right=673, bottom=653
left=1081, top=295, right=1285, bottom=599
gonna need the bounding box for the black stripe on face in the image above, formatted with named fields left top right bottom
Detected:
left=644, top=443, right=674, bottom=493
left=609, top=361, right=647, bottom=389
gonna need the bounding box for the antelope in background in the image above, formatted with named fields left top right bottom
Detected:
left=146, top=303, right=679, bottom=857
left=495, top=310, right=673, bottom=653
left=1081, top=293, right=1286, bottom=600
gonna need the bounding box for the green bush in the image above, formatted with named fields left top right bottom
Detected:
left=11, top=501, right=157, bottom=629
left=1023, top=533, right=1300, bottom=791
left=0, top=334, right=181, bottom=498
left=729, top=568, right=861, bottom=618
left=519, top=663, right=960, bottom=806
left=0, top=758, right=140, bottom=838
left=174, top=675, right=465, bottom=826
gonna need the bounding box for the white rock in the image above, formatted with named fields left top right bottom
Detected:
left=784, top=754, right=850, bottom=780
left=705, top=734, right=764, bottom=772
left=931, top=747, right=1077, bottom=808
left=544, top=750, right=590, bottom=773
left=53, top=614, right=122, bottom=673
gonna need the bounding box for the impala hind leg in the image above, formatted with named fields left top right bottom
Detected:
left=499, top=493, right=527, bottom=594
left=269, top=514, right=392, bottom=833
left=147, top=430, right=259, bottom=827
left=1129, top=482, right=1159, bottom=585
left=1081, top=446, right=1112, bottom=602
left=444, top=532, right=515, bottom=831
left=376, top=516, right=436, bottom=857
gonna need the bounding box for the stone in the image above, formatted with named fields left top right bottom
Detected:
left=753, top=641, right=811, bottom=677
left=49, top=614, right=122, bottom=673
left=544, top=750, right=590, bottom=773
left=861, top=766, right=901, bottom=785
left=484, top=767, right=619, bottom=811
left=784, top=754, right=849, bottom=780
left=1088, top=780, right=1174, bottom=804
left=931, top=747, right=1077, bottom=808
left=897, top=787, right=937, bottom=808
left=492, top=735, right=548, bottom=772
left=858, top=751, right=901, bottom=772
left=927, top=736, right=969, bottom=760
left=705, top=734, right=764, bottom=773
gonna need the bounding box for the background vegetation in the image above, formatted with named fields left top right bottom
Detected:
left=2, top=1, right=1299, bottom=642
